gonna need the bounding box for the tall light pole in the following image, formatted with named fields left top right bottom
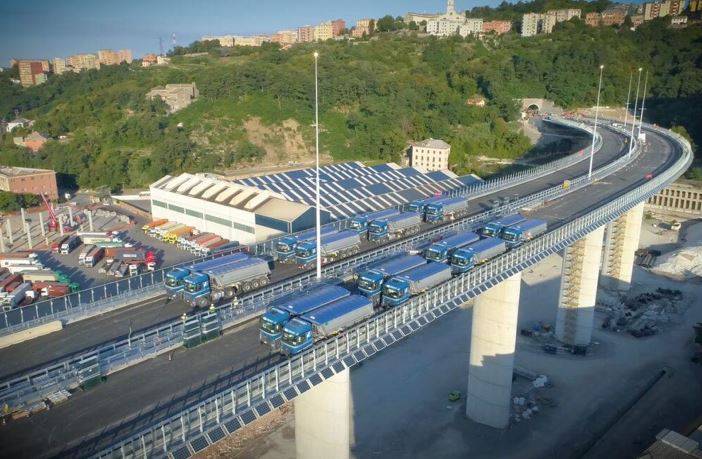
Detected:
left=313, top=51, right=322, bottom=280
left=637, top=70, right=648, bottom=138
left=623, top=72, right=633, bottom=130
left=588, top=64, right=604, bottom=180
left=628, top=67, right=643, bottom=157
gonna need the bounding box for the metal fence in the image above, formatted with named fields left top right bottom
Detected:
left=0, top=118, right=600, bottom=336
left=91, top=123, right=692, bottom=459
left=0, top=120, right=621, bottom=416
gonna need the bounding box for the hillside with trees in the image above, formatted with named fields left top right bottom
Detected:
left=1, top=17, right=700, bottom=191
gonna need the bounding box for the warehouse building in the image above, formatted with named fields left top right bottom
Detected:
left=150, top=162, right=480, bottom=243
left=150, top=173, right=330, bottom=245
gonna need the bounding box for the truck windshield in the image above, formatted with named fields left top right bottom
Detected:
left=383, top=285, right=402, bottom=299
left=282, top=330, right=305, bottom=346
left=276, top=242, right=292, bottom=253
left=185, top=281, right=202, bottom=293
left=408, top=203, right=421, bottom=212
left=452, top=254, right=470, bottom=266
left=368, top=223, right=383, bottom=234
left=425, top=206, right=439, bottom=215
left=260, top=317, right=281, bottom=334
left=350, top=220, right=363, bottom=230
left=358, top=276, right=378, bottom=291
left=482, top=226, right=498, bottom=237
left=165, top=276, right=180, bottom=287
left=501, top=231, right=517, bottom=242
left=296, top=247, right=313, bottom=258
left=425, top=247, right=443, bottom=261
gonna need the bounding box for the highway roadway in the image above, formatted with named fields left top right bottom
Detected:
left=0, top=121, right=680, bottom=458
left=0, top=121, right=591, bottom=380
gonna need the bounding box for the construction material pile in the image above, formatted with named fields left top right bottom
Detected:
left=652, top=244, right=702, bottom=280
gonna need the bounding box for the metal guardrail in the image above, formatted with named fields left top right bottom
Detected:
left=0, top=118, right=609, bottom=413
left=0, top=119, right=600, bottom=336
left=91, top=122, right=692, bottom=459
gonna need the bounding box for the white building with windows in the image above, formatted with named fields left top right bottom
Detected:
left=422, top=0, right=483, bottom=37
left=410, top=139, right=451, bottom=172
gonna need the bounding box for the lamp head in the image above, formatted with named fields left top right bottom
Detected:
left=314, top=51, right=319, bottom=58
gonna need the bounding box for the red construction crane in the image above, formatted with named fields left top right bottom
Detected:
left=41, top=193, right=59, bottom=232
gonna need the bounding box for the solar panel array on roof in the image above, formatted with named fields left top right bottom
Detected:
left=235, top=162, right=474, bottom=220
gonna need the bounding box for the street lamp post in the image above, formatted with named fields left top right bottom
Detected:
left=628, top=67, right=643, bottom=157
left=313, top=51, right=322, bottom=280
left=588, top=64, right=604, bottom=180
left=637, top=70, right=649, bottom=139
left=623, top=72, right=633, bottom=130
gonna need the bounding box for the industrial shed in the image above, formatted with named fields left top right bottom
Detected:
left=150, top=173, right=331, bottom=244
left=235, top=161, right=480, bottom=219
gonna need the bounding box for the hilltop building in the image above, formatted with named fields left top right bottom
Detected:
left=0, top=166, right=58, bottom=200
left=409, top=139, right=451, bottom=172
left=146, top=83, right=199, bottom=113
left=17, top=60, right=49, bottom=87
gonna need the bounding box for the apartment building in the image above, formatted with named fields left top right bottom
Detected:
left=146, top=83, right=199, bottom=113
left=410, top=139, right=451, bottom=172
left=691, top=0, right=701, bottom=13
left=17, top=60, right=48, bottom=87
left=0, top=166, right=58, bottom=200
left=97, top=49, right=133, bottom=65
left=521, top=13, right=542, bottom=36
left=352, top=19, right=372, bottom=37
left=644, top=0, right=683, bottom=20
left=522, top=9, right=575, bottom=36
left=331, top=19, right=346, bottom=36
left=482, top=20, right=512, bottom=34
left=66, top=53, right=100, bottom=71
left=601, top=7, right=627, bottom=26
left=297, top=25, right=315, bottom=42
left=314, top=21, right=333, bottom=41
left=585, top=12, right=602, bottom=26
left=202, top=35, right=235, bottom=47
left=272, top=30, right=297, bottom=45
left=546, top=8, right=581, bottom=23
left=141, top=54, right=158, bottom=67
left=52, top=57, right=67, bottom=75
left=234, top=36, right=268, bottom=47
left=459, top=19, right=484, bottom=36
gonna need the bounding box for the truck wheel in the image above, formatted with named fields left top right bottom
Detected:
left=252, top=280, right=260, bottom=289
left=259, top=277, right=269, bottom=286
left=224, top=287, right=235, bottom=299
left=241, top=282, right=251, bottom=292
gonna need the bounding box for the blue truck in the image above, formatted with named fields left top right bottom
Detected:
left=500, top=219, right=548, bottom=247
left=381, top=262, right=453, bottom=308
left=368, top=212, right=422, bottom=242
left=280, top=295, right=375, bottom=355
left=424, top=231, right=480, bottom=263
left=423, top=196, right=469, bottom=223
left=275, top=225, right=337, bottom=263
left=259, top=283, right=350, bottom=349
left=406, top=196, right=441, bottom=213
left=480, top=214, right=526, bottom=238
left=182, top=256, right=271, bottom=308
left=295, top=230, right=362, bottom=268
left=356, top=254, right=427, bottom=304
left=164, top=253, right=248, bottom=298
left=349, top=208, right=400, bottom=236
left=450, top=237, right=507, bottom=274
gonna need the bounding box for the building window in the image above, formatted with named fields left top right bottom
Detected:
left=168, top=204, right=185, bottom=214
left=152, top=199, right=167, bottom=208
left=185, top=209, right=203, bottom=219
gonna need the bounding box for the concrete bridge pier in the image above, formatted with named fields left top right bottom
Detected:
left=601, top=203, right=645, bottom=292
left=555, top=226, right=605, bottom=346
left=466, top=272, right=521, bottom=429
left=295, top=368, right=352, bottom=459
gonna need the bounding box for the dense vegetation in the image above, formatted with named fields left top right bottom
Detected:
left=0, top=191, right=40, bottom=212
left=1, top=16, right=700, bottom=192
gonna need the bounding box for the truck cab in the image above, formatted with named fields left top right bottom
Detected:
left=450, top=248, right=475, bottom=274
left=275, top=236, right=299, bottom=262
left=295, top=240, right=317, bottom=266
left=182, top=273, right=211, bottom=308
left=281, top=318, right=314, bottom=355
left=423, top=202, right=445, bottom=223
left=424, top=243, right=450, bottom=263
left=367, top=220, right=388, bottom=241
left=381, top=277, right=410, bottom=307
left=356, top=269, right=385, bottom=299
left=349, top=215, right=371, bottom=234
left=165, top=267, right=191, bottom=297
left=406, top=199, right=428, bottom=213
left=259, top=307, right=290, bottom=346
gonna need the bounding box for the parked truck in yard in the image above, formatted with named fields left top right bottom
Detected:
left=424, top=231, right=480, bottom=263
left=367, top=212, right=422, bottom=242
left=480, top=214, right=526, bottom=238
left=356, top=254, right=427, bottom=304
left=164, top=225, right=192, bottom=244
left=295, top=230, right=361, bottom=268
left=60, top=235, right=81, bottom=254
left=406, top=197, right=441, bottom=213
left=424, top=196, right=469, bottom=223
left=450, top=237, right=507, bottom=274
left=259, top=283, right=350, bottom=348
left=182, top=256, right=272, bottom=308
left=78, top=245, right=96, bottom=266
left=281, top=295, right=375, bottom=355
left=78, top=232, right=115, bottom=245
left=20, top=270, right=58, bottom=282
left=349, top=208, right=400, bottom=236
left=275, top=225, right=337, bottom=263
left=381, top=262, right=453, bottom=308
left=164, top=253, right=249, bottom=298
left=1, top=281, right=32, bottom=311
left=83, top=247, right=105, bottom=267
left=51, top=236, right=70, bottom=253
left=142, top=219, right=168, bottom=233
left=500, top=219, right=547, bottom=247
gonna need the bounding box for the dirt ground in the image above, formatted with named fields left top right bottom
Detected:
left=198, top=215, right=702, bottom=459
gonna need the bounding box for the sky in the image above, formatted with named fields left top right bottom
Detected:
left=0, top=0, right=511, bottom=66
